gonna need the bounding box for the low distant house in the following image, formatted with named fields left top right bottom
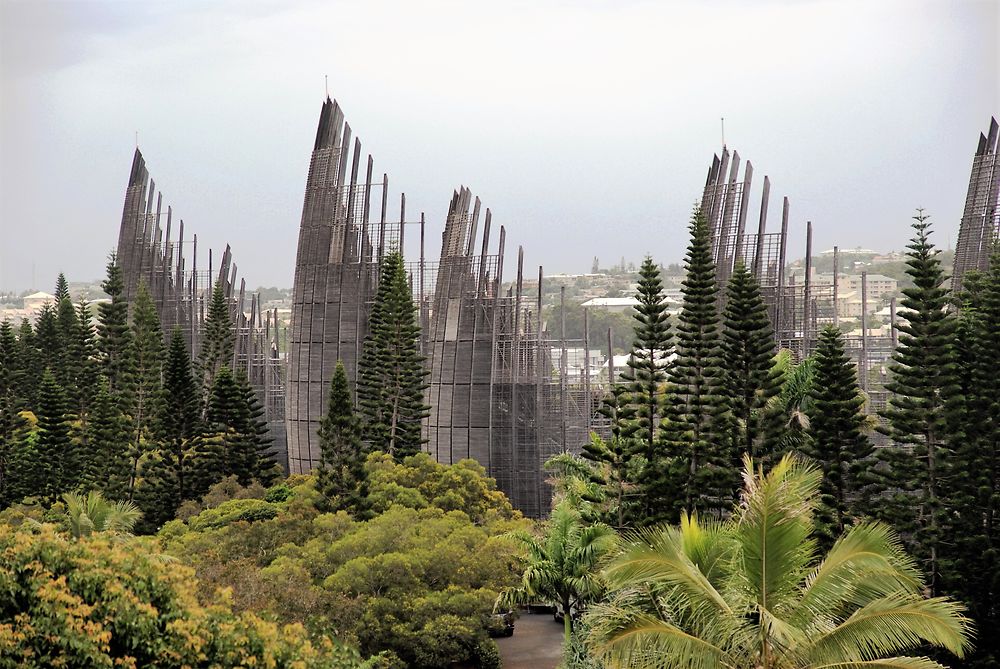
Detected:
left=581, top=297, right=639, bottom=313
left=23, top=291, right=55, bottom=315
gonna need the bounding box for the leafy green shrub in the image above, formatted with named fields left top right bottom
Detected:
left=187, top=498, right=278, bottom=530
left=176, top=475, right=269, bottom=521
left=366, top=452, right=519, bottom=524
left=473, top=637, right=503, bottom=669
left=265, top=482, right=294, bottom=503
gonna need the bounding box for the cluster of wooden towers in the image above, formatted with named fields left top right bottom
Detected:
left=115, top=98, right=997, bottom=517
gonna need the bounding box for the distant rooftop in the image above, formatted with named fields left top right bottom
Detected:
left=819, top=248, right=881, bottom=255
left=581, top=297, right=639, bottom=307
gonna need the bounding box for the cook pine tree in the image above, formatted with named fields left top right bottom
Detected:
left=581, top=385, right=639, bottom=529
left=316, top=360, right=368, bottom=515
left=137, top=328, right=202, bottom=528
left=197, top=282, right=235, bottom=402
left=620, top=256, right=673, bottom=525
left=356, top=251, right=429, bottom=459
left=948, top=250, right=1000, bottom=667
left=97, top=255, right=134, bottom=398
left=720, top=262, right=784, bottom=464
left=127, top=282, right=165, bottom=498
left=663, top=210, right=732, bottom=519
left=877, top=210, right=961, bottom=596
left=803, top=326, right=877, bottom=549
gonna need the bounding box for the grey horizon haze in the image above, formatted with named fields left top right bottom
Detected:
left=1, top=0, right=997, bottom=292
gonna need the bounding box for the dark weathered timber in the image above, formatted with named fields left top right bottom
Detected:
left=114, top=148, right=287, bottom=471
left=953, top=117, right=1000, bottom=294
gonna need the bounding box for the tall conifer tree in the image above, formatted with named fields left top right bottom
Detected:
left=53, top=273, right=77, bottom=388
left=97, top=255, right=133, bottom=398
left=67, top=300, right=99, bottom=415
left=54, top=273, right=70, bottom=302
left=13, top=319, right=40, bottom=410
left=948, top=253, right=1000, bottom=666
left=238, top=373, right=276, bottom=484
left=127, top=282, right=165, bottom=497
left=0, top=321, right=27, bottom=506
left=663, top=210, right=732, bottom=519
left=721, top=262, right=783, bottom=463
left=138, top=328, right=202, bottom=527
left=581, top=385, right=639, bottom=529
left=357, top=252, right=429, bottom=458
left=203, top=366, right=274, bottom=487
left=54, top=275, right=75, bottom=340
left=34, top=303, right=61, bottom=373
left=197, top=282, right=235, bottom=400
left=316, top=360, right=367, bottom=514
left=620, top=256, right=673, bottom=524
left=34, top=369, right=76, bottom=502
left=877, top=210, right=960, bottom=595
left=803, top=326, right=876, bottom=548
left=80, top=379, right=132, bottom=500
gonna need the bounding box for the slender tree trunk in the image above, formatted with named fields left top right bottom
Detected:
left=562, top=595, right=572, bottom=645
left=128, top=398, right=144, bottom=502
left=928, top=426, right=938, bottom=595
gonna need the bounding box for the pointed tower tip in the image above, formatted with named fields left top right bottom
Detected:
left=128, top=147, right=147, bottom=187
left=313, top=97, right=337, bottom=151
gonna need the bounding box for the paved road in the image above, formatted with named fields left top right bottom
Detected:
left=495, top=612, right=565, bottom=669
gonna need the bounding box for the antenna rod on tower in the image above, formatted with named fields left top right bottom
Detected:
left=324, top=75, right=329, bottom=98
left=721, top=117, right=725, bottom=148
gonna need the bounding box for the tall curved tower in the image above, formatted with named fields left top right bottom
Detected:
left=285, top=98, right=391, bottom=474
left=953, top=117, right=999, bottom=294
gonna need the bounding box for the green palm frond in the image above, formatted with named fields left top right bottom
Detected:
left=678, top=513, right=733, bottom=586
left=733, top=454, right=820, bottom=613
left=805, top=594, right=972, bottom=662
left=809, top=658, right=954, bottom=669
left=795, top=522, right=922, bottom=625
left=588, top=606, right=731, bottom=669
left=62, top=491, right=142, bottom=539
left=605, top=524, right=732, bottom=621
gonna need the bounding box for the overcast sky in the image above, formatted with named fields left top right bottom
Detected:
left=1, top=0, right=997, bottom=292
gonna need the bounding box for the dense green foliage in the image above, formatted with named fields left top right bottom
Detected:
left=0, top=522, right=366, bottom=668
left=877, top=212, right=961, bottom=596
left=0, top=261, right=275, bottom=527
left=945, top=248, right=1000, bottom=667
left=581, top=386, right=638, bottom=529
left=159, top=453, right=524, bottom=668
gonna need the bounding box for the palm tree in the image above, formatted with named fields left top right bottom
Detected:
left=586, top=454, right=973, bottom=669
left=497, top=499, right=618, bottom=644
left=766, top=353, right=816, bottom=456
left=62, top=490, right=142, bottom=539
